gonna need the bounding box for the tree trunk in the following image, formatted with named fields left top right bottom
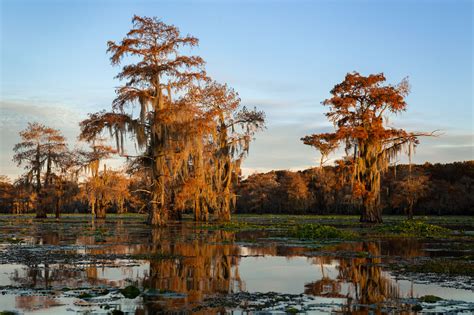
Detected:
left=407, top=200, right=414, bottom=220
left=169, top=210, right=182, bottom=221
left=148, top=203, right=167, bottom=225
left=194, top=194, right=209, bottom=222
left=360, top=201, right=382, bottom=223
left=218, top=189, right=231, bottom=222
left=147, top=78, right=168, bottom=226
left=95, top=200, right=106, bottom=219
left=45, top=155, right=52, bottom=187
left=147, top=183, right=168, bottom=225
left=35, top=144, right=41, bottom=193
left=55, top=197, right=60, bottom=219
left=357, top=145, right=383, bottom=224
left=36, top=192, right=47, bottom=219
left=34, top=144, right=46, bottom=219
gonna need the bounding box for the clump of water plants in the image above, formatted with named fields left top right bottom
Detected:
left=285, top=307, right=299, bottom=314
left=0, top=311, right=17, bottom=315
left=200, top=221, right=265, bottom=232
left=411, top=304, right=423, bottom=312
left=78, top=292, right=94, bottom=299
left=419, top=295, right=442, bottom=303
left=291, top=224, right=356, bottom=240
left=5, top=237, right=23, bottom=244
left=380, top=220, right=451, bottom=238
left=406, top=259, right=474, bottom=276
left=120, top=285, right=140, bottom=299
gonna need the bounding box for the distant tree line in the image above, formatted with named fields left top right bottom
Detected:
left=3, top=161, right=471, bottom=217
left=236, top=161, right=474, bottom=216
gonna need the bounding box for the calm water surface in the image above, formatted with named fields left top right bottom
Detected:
left=0, top=216, right=472, bottom=314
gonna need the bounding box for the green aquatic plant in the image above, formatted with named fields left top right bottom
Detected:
left=411, top=304, right=423, bottom=312
left=380, top=220, right=451, bottom=238
left=4, top=237, right=23, bottom=244
left=120, top=285, right=140, bottom=299
left=78, top=292, right=93, bottom=299
left=419, top=295, right=442, bottom=303
left=199, top=221, right=265, bottom=232
left=406, top=259, right=474, bottom=276
left=291, top=223, right=356, bottom=240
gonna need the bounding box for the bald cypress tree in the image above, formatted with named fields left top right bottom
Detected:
left=302, top=72, right=433, bottom=223
left=13, top=122, right=67, bottom=218
left=80, top=16, right=264, bottom=225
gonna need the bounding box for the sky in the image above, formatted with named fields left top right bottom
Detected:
left=1, top=0, right=472, bottom=179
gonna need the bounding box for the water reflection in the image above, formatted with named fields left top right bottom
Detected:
left=337, top=242, right=401, bottom=312
left=15, top=295, right=62, bottom=312
left=1, top=219, right=468, bottom=314
left=140, top=228, right=242, bottom=312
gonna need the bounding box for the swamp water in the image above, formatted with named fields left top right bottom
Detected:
left=0, top=215, right=473, bottom=314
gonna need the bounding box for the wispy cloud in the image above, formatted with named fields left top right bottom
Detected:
left=1, top=99, right=472, bottom=180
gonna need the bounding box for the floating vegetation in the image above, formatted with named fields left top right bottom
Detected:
left=0, top=214, right=473, bottom=313
left=199, top=221, right=266, bottom=232
left=78, top=292, right=94, bottom=299
left=290, top=223, right=357, bottom=240
left=419, top=295, right=443, bottom=303
left=403, top=259, right=474, bottom=277
left=120, top=285, right=140, bottom=299
left=4, top=237, right=23, bottom=244
left=379, top=220, right=452, bottom=238
left=411, top=304, right=423, bottom=312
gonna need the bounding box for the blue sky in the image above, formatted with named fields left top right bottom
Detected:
left=1, top=0, right=472, bottom=178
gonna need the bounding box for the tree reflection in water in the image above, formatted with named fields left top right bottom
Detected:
left=305, top=256, right=344, bottom=298
left=304, top=241, right=421, bottom=313
left=338, top=242, right=400, bottom=311
left=142, top=227, right=242, bottom=312
left=6, top=223, right=425, bottom=313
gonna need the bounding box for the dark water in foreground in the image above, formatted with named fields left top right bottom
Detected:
left=0, top=215, right=473, bottom=314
